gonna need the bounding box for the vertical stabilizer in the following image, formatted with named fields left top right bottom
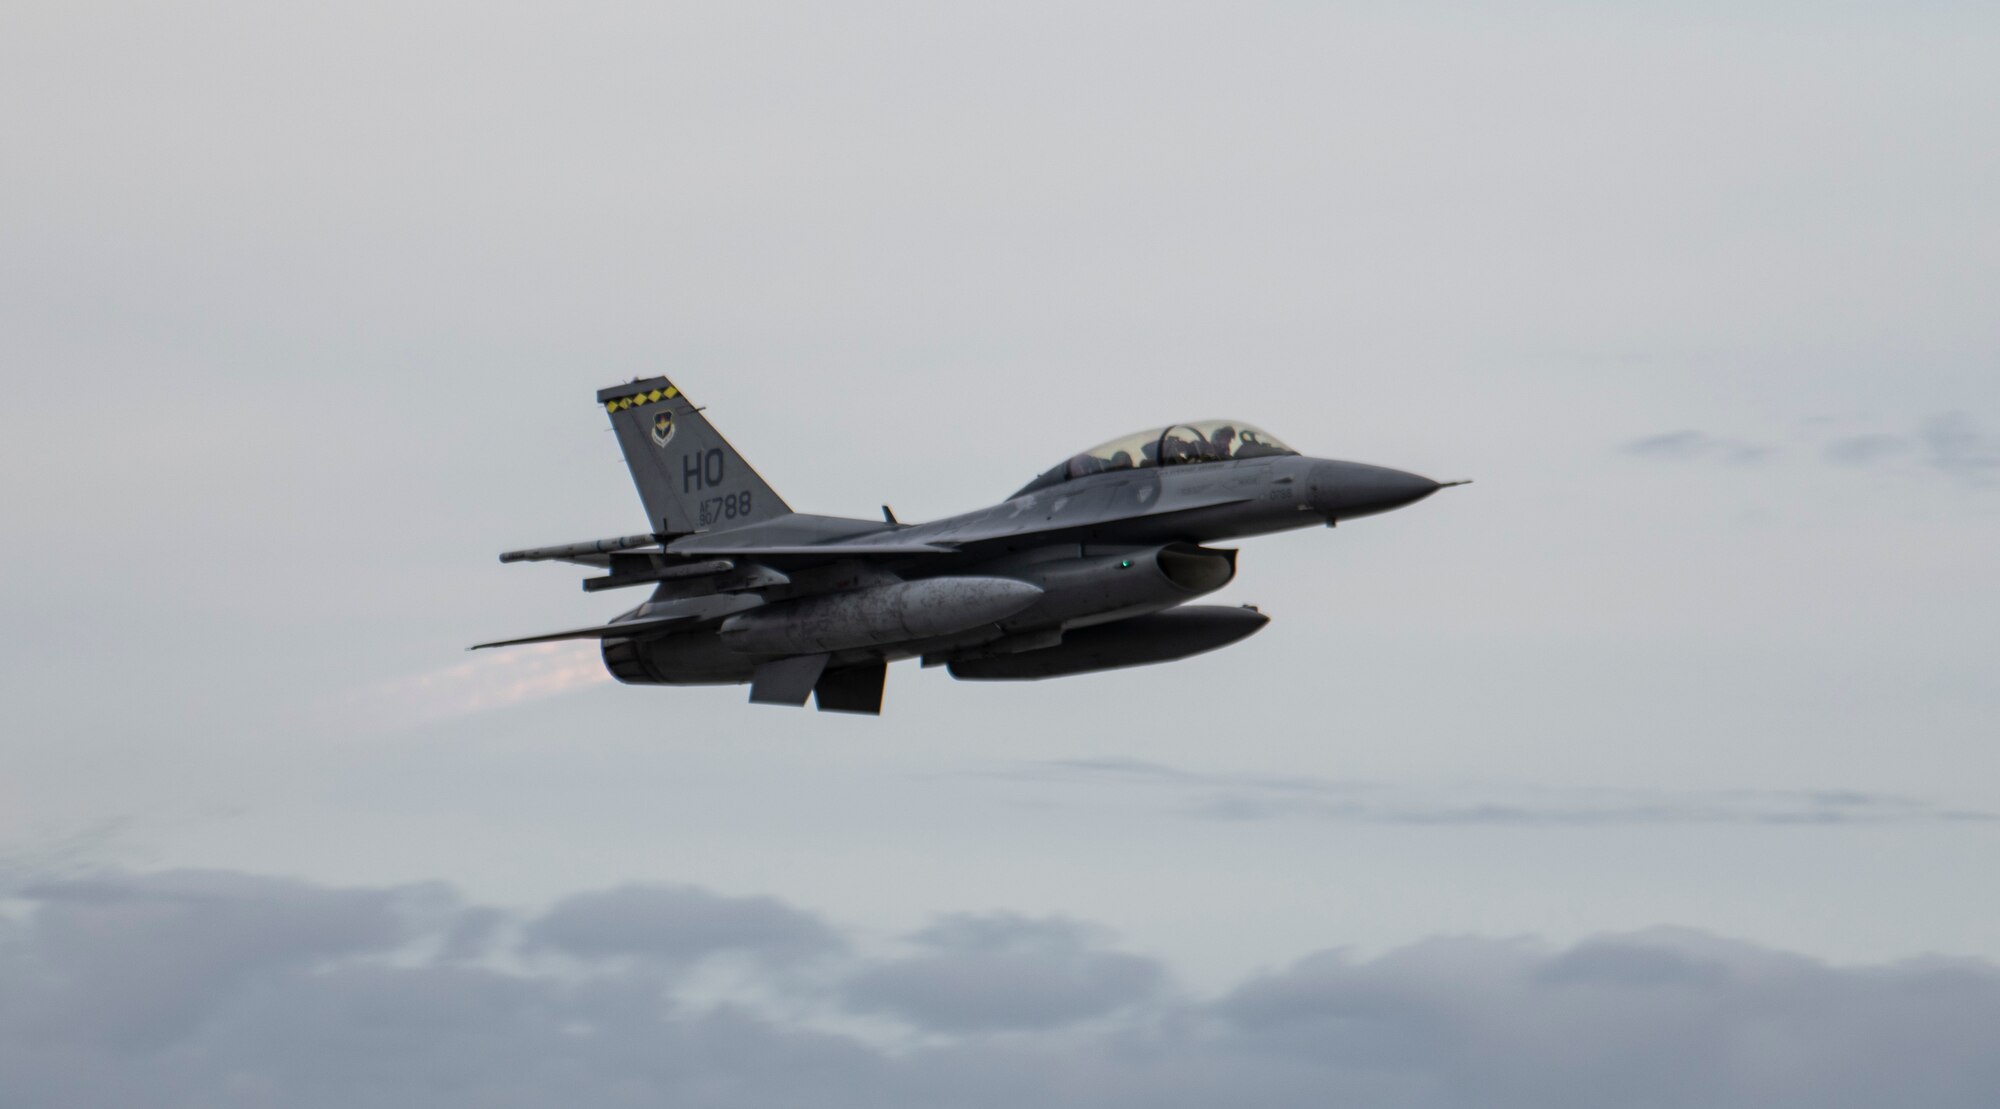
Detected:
left=598, top=377, right=790, bottom=535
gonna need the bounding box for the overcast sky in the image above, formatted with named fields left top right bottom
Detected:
left=4, top=1, right=1998, bottom=1104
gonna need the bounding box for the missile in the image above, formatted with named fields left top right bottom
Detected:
left=718, top=576, right=1044, bottom=655
left=498, top=533, right=658, bottom=563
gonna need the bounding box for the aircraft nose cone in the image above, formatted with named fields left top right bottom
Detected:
left=1309, top=461, right=1442, bottom=520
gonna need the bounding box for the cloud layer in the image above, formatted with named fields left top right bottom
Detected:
left=982, top=758, right=1997, bottom=827
left=4, top=868, right=1996, bottom=1109
left=1622, top=413, right=2000, bottom=486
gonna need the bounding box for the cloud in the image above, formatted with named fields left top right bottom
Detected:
left=842, top=913, right=1163, bottom=1032
left=0, top=817, right=135, bottom=893
left=7, top=869, right=432, bottom=1051
left=988, top=758, right=1997, bottom=827
left=1920, top=412, right=2000, bottom=486
left=1214, top=929, right=2000, bottom=1109
left=436, top=905, right=507, bottom=963
left=1815, top=414, right=1998, bottom=485
left=3, top=869, right=1999, bottom=1108
left=526, top=883, right=844, bottom=966
left=1620, top=431, right=1772, bottom=465
left=1824, top=433, right=1912, bottom=466
left=1626, top=414, right=2000, bottom=487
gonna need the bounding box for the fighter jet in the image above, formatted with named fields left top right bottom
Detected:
left=478, top=376, right=1465, bottom=714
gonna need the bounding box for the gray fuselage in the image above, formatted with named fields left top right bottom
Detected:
left=486, top=377, right=1461, bottom=713
left=607, top=454, right=1442, bottom=684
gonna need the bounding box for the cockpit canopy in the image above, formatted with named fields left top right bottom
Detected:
left=1015, top=420, right=1298, bottom=496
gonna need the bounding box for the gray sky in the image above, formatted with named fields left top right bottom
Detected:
left=4, top=1, right=1998, bottom=1103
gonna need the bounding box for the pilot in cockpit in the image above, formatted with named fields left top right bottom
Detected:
left=1160, top=428, right=1213, bottom=464
left=1067, top=449, right=1138, bottom=479
left=1209, top=425, right=1238, bottom=459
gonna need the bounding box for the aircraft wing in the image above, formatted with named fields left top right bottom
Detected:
left=498, top=517, right=959, bottom=592
left=662, top=541, right=959, bottom=558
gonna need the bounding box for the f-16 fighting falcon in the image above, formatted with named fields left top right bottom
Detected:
left=478, top=377, right=1467, bottom=714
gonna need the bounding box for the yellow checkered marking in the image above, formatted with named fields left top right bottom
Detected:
left=604, top=384, right=679, bottom=413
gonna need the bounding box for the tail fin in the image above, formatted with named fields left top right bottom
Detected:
left=598, top=377, right=791, bottom=536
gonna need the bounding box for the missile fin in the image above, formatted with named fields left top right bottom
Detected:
left=749, top=654, right=829, bottom=706
left=814, top=663, right=886, bottom=715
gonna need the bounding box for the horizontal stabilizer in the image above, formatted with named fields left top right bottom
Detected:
left=470, top=612, right=694, bottom=650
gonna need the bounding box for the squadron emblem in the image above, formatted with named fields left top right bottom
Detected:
left=651, top=409, right=676, bottom=448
